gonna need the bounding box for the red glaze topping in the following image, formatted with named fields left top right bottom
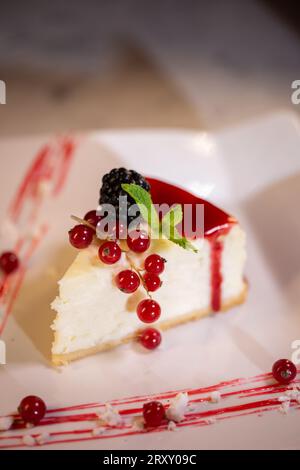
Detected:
left=147, top=177, right=235, bottom=239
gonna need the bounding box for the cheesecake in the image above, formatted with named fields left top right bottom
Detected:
left=51, top=171, right=247, bottom=365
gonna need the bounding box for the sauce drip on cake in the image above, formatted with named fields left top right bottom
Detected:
left=147, top=177, right=236, bottom=311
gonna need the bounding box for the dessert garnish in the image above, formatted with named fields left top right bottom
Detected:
left=143, top=272, right=162, bottom=292
left=121, top=183, right=198, bottom=252
left=98, top=240, right=122, bottom=264
left=143, top=401, right=166, bottom=428
left=127, top=229, right=150, bottom=253
left=68, top=169, right=196, bottom=349
left=69, top=225, right=94, bottom=250
left=84, top=210, right=101, bottom=228
left=99, top=168, right=151, bottom=224
left=67, top=171, right=200, bottom=348
left=0, top=251, right=19, bottom=275
left=272, top=359, right=297, bottom=385
left=115, top=270, right=140, bottom=294
left=165, top=392, right=189, bottom=423
left=137, top=299, right=161, bottom=323
left=51, top=169, right=247, bottom=364
left=18, top=395, right=47, bottom=425
left=68, top=217, right=164, bottom=342
left=144, top=254, right=166, bottom=275
left=0, top=416, right=13, bottom=431
left=139, top=327, right=162, bottom=350
left=2, top=367, right=299, bottom=447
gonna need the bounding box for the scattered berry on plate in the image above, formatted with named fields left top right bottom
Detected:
left=0, top=251, right=19, bottom=275
left=137, top=299, right=161, bottom=323
left=272, top=359, right=297, bottom=384
left=139, top=328, right=162, bottom=350
left=18, top=396, right=46, bottom=425
left=143, top=401, right=165, bottom=428
left=116, top=270, right=140, bottom=293
left=99, top=241, right=122, bottom=265
left=69, top=225, right=94, bottom=249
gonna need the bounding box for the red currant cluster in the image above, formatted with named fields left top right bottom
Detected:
left=69, top=211, right=166, bottom=350
left=68, top=210, right=99, bottom=249
left=99, top=234, right=165, bottom=350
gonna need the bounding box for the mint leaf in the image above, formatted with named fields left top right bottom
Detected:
left=162, top=204, right=198, bottom=253
left=170, top=237, right=198, bottom=253
left=169, top=226, right=198, bottom=253
left=122, top=183, right=160, bottom=232
left=122, top=183, right=198, bottom=253
left=162, top=204, right=183, bottom=228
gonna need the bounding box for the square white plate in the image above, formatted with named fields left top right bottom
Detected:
left=1, top=112, right=300, bottom=449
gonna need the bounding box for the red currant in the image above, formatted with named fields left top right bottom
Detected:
left=69, top=225, right=94, bottom=249
left=143, top=272, right=162, bottom=292
left=0, top=252, right=19, bottom=274
left=272, top=359, right=297, bottom=385
left=127, top=230, right=150, bottom=253
left=144, top=254, right=166, bottom=275
left=137, top=299, right=161, bottom=323
left=140, top=328, right=162, bottom=350
left=143, top=401, right=165, bottom=428
left=116, top=270, right=140, bottom=293
left=18, top=396, right=46, bottom=425
left=99, top=241, right=122, bottom=264
left=84, top=210, right=101, bottom=228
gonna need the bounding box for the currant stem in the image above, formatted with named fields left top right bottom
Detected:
left=71, top=215, right=96, bottom=231
left=125, top=253, right=152, bottom=299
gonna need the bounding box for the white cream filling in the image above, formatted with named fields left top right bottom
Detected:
left=51, top=225, right=246, bottom=355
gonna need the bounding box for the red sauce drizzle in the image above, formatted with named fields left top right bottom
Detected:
left=147, top=177, right=235, bottom=311
left=0, top=137, right=76, bottom=334
left=210, top=237, right=223, bottom=311
left=1, top=372, right=299, bottom=449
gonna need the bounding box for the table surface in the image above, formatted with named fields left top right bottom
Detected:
left=0, top=0, right=299, bottom=136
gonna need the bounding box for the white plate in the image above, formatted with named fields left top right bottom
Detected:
left=1, top=112, right=300, bottom=450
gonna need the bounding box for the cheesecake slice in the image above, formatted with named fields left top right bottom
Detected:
left=51, top=176, right=246, bottom=365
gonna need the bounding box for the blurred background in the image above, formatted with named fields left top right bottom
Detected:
left=0, top=0, right=299, bottom=136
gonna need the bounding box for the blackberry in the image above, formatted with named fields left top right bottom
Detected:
left=99, top=168, right=151, bottom=224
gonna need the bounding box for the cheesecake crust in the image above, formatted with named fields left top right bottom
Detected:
left=52, top=284, right=247, bottom=366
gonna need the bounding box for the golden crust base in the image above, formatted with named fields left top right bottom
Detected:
left=52, top=284, right=247, bottom=366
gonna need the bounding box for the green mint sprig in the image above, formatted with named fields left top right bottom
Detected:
left=122, top=183, right=198, bottom=253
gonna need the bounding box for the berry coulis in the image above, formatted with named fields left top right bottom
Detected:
left=147, top=177, right=235, bottom=239
left=147, top=177, right=235, bottom=311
